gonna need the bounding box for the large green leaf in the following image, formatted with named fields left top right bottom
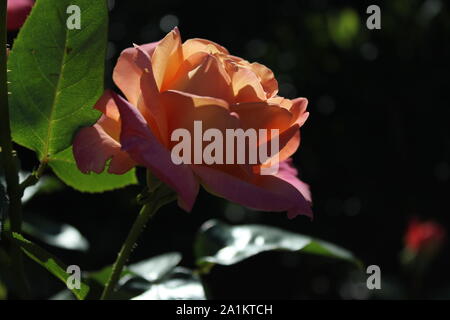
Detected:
left=8, top=0, right=108, bottom=160
left=49, top=147, right=137, bottom=192
left=11, top=233, right=90, bottom=300
left=7, top=0, right=133, bottom=192
left=195, top=220, right=362, bottom=270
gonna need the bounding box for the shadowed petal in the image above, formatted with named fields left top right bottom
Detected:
left=73, top=123, right=135, bottom=175
left=276, top=159, right=312, bottom=203
left=192, top=164, right=312, bottom=219
left=112, top=92, right=199, bottom=211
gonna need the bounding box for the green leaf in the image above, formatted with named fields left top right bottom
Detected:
left=48, top=147, right=137, bottom=192
left=23, top=214, right=89, bottom=252
left=88, top=252, right=182, bottom=286
left=195, top=220, right=362, bottom=270
left=86, top=252, right=184, bottom=300
left=11, top=233, right=90, bottom=300
left=8, top=0, right=108, bottom=161
left=128, top=252, right=182, bottom=282
left=131, top=267, right=206, bottom=300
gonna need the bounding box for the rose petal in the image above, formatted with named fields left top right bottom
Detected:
left=138, top=53, right=168, bottom=145
left=169, top=54, right=233, bottom=102
left=182, top=38, right=229, bottom=58
left=73, top=122, right=135, bottom=175
left=231, top=67, right=267, bottom=103
left=268, top=96, right=293, bottom=109
left=231, top=102, right=293, bottom=131
left=276, top=159, right=312, bottom=203
left=251, top=62, right=279, bottom=98
left=289, top=98, right=309, bottom=127
left=192, top=164, right=312, bottom=218
left=112, top=92, right=199, bottom=211
left=113, top=42, right=159, bottom=105
left=161, top=90, right=239, bottom=163
left=151, top=27, right=183, bottom=91
left=94, top=89, right=120, bottom=121
left=276, top=130, right=300, bottom=162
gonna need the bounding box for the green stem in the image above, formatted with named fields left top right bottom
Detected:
left=100, top=183, right=176, bottom=300
left=0, top=0, right=29, bottom=298
left=19, top=161, right=47, bottom=194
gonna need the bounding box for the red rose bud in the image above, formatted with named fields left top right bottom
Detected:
left=404, top=219, right=446, bottom=254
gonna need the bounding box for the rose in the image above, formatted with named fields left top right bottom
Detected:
left=73, top=28, right=312, bottom=219
left=7, top=0, right=33, bottom=31
left=404, top=219, right=446, bottom=253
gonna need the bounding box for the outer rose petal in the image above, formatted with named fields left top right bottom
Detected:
left=73, top=122, right=135, bottom=175
left=113, top=42, right=159, bottom=105
left=7, top=0, right=33, bottom=31
left=112, top=92, right=199, bottom=211
left=276, top=159, right=312, bottom=203
left=276, top=130, right=300, bottom=162
left=289, top=98, right=309, bottom=126
left=192, top=164, right=312, bottom=219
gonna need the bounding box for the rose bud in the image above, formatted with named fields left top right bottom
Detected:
left=404, top=218, right=446, bottom=255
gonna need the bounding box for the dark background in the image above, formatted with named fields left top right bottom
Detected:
left=11, top=0, right=450, bottom=299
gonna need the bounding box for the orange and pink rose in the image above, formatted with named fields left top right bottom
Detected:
left=73, top=28, right=312, bottom=219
